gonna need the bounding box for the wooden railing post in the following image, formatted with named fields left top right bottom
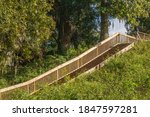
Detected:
left=0, top=92, right=1, bottom=100
left=80, top=58, right=82, bottom=67
left=117, top=33, right=120, bottom=44
left=33, top=81, right=35, bottom=93
left=56, top=69, right=59, bottom=81
left=77, top=59, right=80, bottom=68
left=96, top=46, right=99, bottom=56
left=27, top=84, right=30, bottom=94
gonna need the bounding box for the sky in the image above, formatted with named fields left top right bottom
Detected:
left=109, top=18, right=127, bottom=36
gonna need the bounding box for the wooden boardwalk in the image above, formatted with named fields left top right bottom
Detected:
left=0, top=33, right=140, bottom=99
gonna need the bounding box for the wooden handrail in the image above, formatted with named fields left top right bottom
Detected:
left=137, top=32, right=150, bottom=40
left=0, top=33, right=137, bottom=99
left=138, top=32, right=150, bottom=36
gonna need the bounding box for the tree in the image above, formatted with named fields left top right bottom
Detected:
left=99, top=0, right=109, bottom=41
left=0, top=0, right=55, bottom=74
left=127, top=1, right=150, bottom=33
left=96, top=0, right=150, bottom=40
left=53, top=0, right=98, bottom=54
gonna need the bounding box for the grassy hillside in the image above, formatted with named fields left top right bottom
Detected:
left=10, top=40, right=150, bottom=100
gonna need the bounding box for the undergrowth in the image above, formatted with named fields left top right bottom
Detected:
left=0, top=43, right=89, bottom=89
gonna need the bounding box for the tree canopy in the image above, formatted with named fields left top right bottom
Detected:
left=94, top=0, right=150, bottom=40
left=0, top=0, right=55, bottom=73
left=0, top=0, right=150, bottom=78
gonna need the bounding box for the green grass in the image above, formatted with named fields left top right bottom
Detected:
left=10, top=40, right=150, bottom=100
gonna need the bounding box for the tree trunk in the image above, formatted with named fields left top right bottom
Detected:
left=57, top=20, right=72, bottom=55
left=100, top=0, right=109, bottom=41
left=57, top=19, right=66, bottom=55
left=55, top=1, right=72, bottom=55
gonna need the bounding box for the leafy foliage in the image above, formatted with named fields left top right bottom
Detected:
left=0, top=0, right=55, bottom=74
left=53, top=0, right=99, bottom=53
left=0, top=42, right=89, bottom=88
